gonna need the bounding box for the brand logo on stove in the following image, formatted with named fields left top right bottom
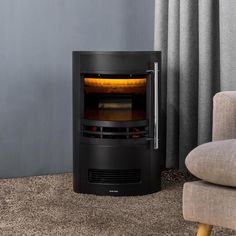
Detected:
left=109, top=190, right=118, bottom=193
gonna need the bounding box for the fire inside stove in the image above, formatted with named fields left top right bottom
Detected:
left=84, top=77, right=146, bottom=94
left=84, top=76, right=147, bottom=121
left=83, top=75, right=148, bottom=139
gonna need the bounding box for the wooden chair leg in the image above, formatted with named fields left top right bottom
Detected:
left=196, top=223, right=213, bottom=236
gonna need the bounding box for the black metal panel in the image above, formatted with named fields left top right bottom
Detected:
left=73, top=51, right=162, bottom=196
left=73, top=51, right=161, bottom=74
left=82, top=119, right=148, bottom=128
left=74, top=143, right=158, bottom=196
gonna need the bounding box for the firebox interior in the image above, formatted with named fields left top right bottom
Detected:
left=84, top=75, right=147, bottom=121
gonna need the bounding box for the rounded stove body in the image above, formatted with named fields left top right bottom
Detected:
left=73, top=51, right=162, bottom=196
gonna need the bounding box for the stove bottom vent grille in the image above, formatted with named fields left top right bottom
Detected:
left=88, top=169, right=141, bottom=184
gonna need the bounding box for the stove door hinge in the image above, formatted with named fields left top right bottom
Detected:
left=146, top=137, right=154, bottom=141
left=146, top=69, right=154, bottom=74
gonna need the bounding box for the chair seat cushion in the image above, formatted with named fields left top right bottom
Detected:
left=185, top=139, right=236, bottom=187
left=183, top=181, right=236, bottom=230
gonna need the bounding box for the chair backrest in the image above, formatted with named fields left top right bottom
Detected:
left=212, top=91, right=236, bottom=141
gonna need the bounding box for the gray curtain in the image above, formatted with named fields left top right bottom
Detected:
left=154, top=0, right=221, bottom=169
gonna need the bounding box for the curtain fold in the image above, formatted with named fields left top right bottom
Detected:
left=166, top=0, right=180, bottom=168
left=198, top=0, right=220, bottom=145
left=154, top=0, right=220, bottom=169
left=179, top=0, right=199, bottom=169
left=154, top=1, right=169, bottom=168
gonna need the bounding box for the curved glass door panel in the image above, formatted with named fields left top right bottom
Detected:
left=84, top=76, right=147, bottom=121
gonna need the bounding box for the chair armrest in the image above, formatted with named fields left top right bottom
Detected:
left=212, top=91, right=236, bottom=141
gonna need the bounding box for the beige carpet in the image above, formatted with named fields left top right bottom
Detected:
left=0, top=172, right=235, bottom=236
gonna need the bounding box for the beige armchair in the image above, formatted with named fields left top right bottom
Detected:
left=183, top=91, right=236, bottom=236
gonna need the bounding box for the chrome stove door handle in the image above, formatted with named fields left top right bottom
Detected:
left=146, top=62, right=159, bottom=149
left=153, top=62, right=159, bottom=149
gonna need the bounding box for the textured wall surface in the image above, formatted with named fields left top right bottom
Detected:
left=0, top=0, right=154, bottom=178
left=220, top=0, right=236, bottom=91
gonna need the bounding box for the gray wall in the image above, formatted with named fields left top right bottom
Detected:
left=0, top=0, right=154, bottom=178
left=220, top=0, right=236, bottom=90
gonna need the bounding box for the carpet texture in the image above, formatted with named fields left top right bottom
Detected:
left=0, top=171, right=235, bottom=236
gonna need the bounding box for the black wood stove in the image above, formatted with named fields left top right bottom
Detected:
left=73, top=51, right=162, bottom=196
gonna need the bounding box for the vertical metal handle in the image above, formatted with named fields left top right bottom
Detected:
left=154, top=62, right=159, bottom=149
